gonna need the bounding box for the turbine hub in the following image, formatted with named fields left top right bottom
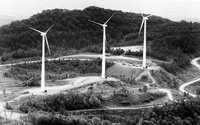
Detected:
left=103, top=24, right=107, bottom=27
left=41, top=32, right=46, bottom=36
left=144, top=17, right=149, bottom=20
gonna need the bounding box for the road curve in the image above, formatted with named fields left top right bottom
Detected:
left=179, top=57, right=200, bottom=97
left=0, top=54, right=198, bottom=120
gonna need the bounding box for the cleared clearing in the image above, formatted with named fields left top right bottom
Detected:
left=107, top=63, right=143, bottom=80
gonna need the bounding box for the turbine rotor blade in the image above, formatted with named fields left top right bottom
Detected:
left=45, top=36, right=51, bottom=55
left=139, top=19, right=145, bottom=35
left=29, top=27, right=43, bottom=34
left=88, top=20, right=103, bottom=26
left=45, top=24, right=54, bottom=33
left=146, top=14, right=152, bottom=18
left=104, top=13, right=115, bottom=24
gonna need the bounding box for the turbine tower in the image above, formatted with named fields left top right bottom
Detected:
left=139, top=14, right=151, bottom=69
left=29, top=25, right=54, bottom=92
left=88, top=14, right=114, bottom=79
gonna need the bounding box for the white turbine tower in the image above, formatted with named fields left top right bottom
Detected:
left=88, top=14, right=114, bottom=79
left=29, top=25, right=54, bottom=92
left=139, top=14, right=151, bottom=69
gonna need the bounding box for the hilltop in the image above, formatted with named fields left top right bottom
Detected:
left=0, top=6, right=170, bottom=51
left=0, top=15, right=16, bottom=26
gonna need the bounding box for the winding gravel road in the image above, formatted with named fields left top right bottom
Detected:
left=179, top=57, right=200, bottom=97
left=0, top=54, right=199, bottom=121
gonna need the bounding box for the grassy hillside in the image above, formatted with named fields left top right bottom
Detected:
left=150, top=68, right=181, bottom=88
left=0, top=6, right=200, bottom=70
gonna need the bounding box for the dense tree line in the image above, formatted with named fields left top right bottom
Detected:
left=13, top=58, right=113, bottom=74
left=19, top=97, right=200, bottom=125
left=7, top=59, right=114, bottom=83
left=19, top=92, right=103, bottom=113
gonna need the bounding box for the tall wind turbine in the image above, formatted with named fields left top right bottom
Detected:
left=88, top=14, right=114, bottom=79
left=29, top=25, right=54, bottom=92
left=139, top=14, right=151, bottom=69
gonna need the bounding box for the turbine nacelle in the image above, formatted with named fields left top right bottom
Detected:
left=88, top=13, right=114, bottom=28
left=142, top=14, right=152, bottom=20
left=139, top=14, right=152, bottom=35
left=103, top=24, right=108, bottom=27
left=41, top=32, right=47, bottom=36
left=143, top=17, right=149, bottom=20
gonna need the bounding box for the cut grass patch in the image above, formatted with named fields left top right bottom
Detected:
left=107, top=63, right=143, bottom=83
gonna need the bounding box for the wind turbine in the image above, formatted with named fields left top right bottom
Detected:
left=88, top=14, right=114, bottom=79
left=139, top=14, right=151, bottom=69
left=29, top=25, right=54, bottom=92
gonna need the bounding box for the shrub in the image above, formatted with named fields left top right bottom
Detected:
left=23, top=78, right=40, bottom=87
left=101, top=120, right=112, bottom=125
left=92, top=117, right=101, bottom=125
left=114, top=88, right=130, bottom=97
left=125, top=50, right=143, bottom=57
left=19, top=92, right=103, bottom=113
left=25, top=111, right=115, bottom=125
left=5, top=102, right=13, bottom=110
left=27, top=112, right=91, bottom=125
left=3, top=72, right=12, bottom=78
left=140, top=76, right=149, bottom=83
left=102, top=81, right=122, bottom=88
left=1, top=54, right=10, bottom=62
left=142, top=86, right=148, bottom=93
left=110, top=49, right=124, bottom=55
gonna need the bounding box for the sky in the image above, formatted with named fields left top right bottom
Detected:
left=0, top=0, right=200, bottom=22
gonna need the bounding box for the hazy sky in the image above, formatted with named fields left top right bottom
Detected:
left=0, top=0, right=200, bottom=21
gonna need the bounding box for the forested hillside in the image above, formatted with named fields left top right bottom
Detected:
left=0, top=6, right=169, bottom=51
left=0, top=6, right=200, bottom=69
